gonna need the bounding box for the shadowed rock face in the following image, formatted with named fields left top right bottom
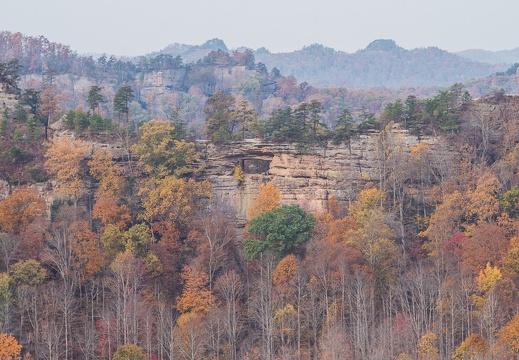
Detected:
left=200, top=130, right=455, bottom=225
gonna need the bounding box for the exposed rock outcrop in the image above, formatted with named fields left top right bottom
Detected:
left=200, top=129, right=455, bottom=225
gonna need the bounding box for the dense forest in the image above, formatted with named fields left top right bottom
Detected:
left=157, top=38, right=508, bottom=88
left=2, top=30, right=518, bottom=139
left=2, top=31, right=519, bottom=359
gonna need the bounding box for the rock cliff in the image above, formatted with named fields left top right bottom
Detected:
left=200, top=129, right=455, bottom=226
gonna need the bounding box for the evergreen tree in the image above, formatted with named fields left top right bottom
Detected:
left=87, top=85, right=106, bottom=115
left=0, top=59, right=22, bottom=94
left=307, top=99, right=328, bottom=145
left=333, top=108, right=356, bottom=146
left=113, top=84, right=134, bottom=124
left=204, top=91, right=235, bottom=143
left=169, top=108, right=188, bottom=140
left=245, top=204, right=315, bottom=260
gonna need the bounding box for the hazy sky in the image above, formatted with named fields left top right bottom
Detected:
left=2, top=0, right=518, bottom=56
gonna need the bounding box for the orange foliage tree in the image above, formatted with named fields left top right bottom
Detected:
left=88, top=149, right=125, bottom=199
left=69, top=221, right=104, bottom=282
left=497, top=314, right=519, bottom=357
left=0, top=186, right=45, bottom=234
left=273, top=254, right=299, bottom=302
left=247, top=182, right=281, bottom=219
left=176, top=265, right=214, bottom=315
left=0, top=333, right=22, bottom=358
left=93, top=197, right=131, bottom=231
left=45, top=138, right=91, bottom=199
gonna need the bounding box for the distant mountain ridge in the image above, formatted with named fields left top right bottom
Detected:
left=150, top=38, right=229, bottom=63
left=156, top=39, right=506, bottom=88
left=455, top=48, right=519, bottom=65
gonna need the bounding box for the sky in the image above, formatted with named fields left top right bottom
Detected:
left=2, top=0, right=518, bottom=56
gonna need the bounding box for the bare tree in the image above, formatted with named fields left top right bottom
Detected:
left=216, top=270, right=243, bottom=360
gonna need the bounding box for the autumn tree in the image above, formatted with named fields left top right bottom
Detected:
left=348, top=187, right=398, bottom=285
left=452, top=333, right=487, bottom=360
left=466, top=171, right=501, bottom=227
left=247, top=182, right=281, bottom=220
left=139, top=176, right=212, bottom=233
left=45, top=138, right=91, bottom=200
left=89, top=148, right=125, bottom=199
left=272, top=254, right=299, bottom=302
left=113, top=344, right=146, bottom=360
left=93, top=198, right=131, bottom=231
left=421, top=191, right=465, bottom=252
left=0, top=333, right=22, bottom=359
left=417, top=332, right=439, bottom=360
left=472, top=263, right=503, bottom=350
left=497, top=314, right=519, bottom=357
left=0, top=187, right=45, bottom=234
left=132, top=119, right=197, bottom=178
left=39, top=83, right=64, bottom=140
left=174, top=312, right=208, bottom=360
left=69, top=221, right=103, bottom=283
left=176, top=264, right=214, bottom=315
left=272, top=254, right=303, bottom=354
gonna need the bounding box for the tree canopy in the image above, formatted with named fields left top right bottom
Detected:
left=245, top=204, right=315, bottom=260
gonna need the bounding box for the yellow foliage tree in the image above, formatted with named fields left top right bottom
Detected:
left=466, top=171, right=501, bottom=226
left=348, top=188, right=398, bottom=283
left=421, top=191, right=465, bottom=254
left=471, top=263, right=503, bottom=310
left=417, top=332, right=439, bottom=360
left=174, top=312, right=207, bottom=360
left=497, top=314, right=519, bottom=357
left=0, top=333, right=22, bottom=358
left=139, top=176, right=212, bottom=230
left=45, top=138, right=91, bottom=198
left=88, top=149, right=125, bottom=199
left=131, top=119, right=197, bottom=178
left=233, top=164, right=245, bottom=183
left=247, top=182, right=281, bottom=219
left=452, top=333, right=487, bottom=360
left=477, top=263, right=502, bottom=293
left=0, top=187, right=45, bottom=234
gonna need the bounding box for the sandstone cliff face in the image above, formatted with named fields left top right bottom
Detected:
left=0, top=101, right=455, bottom=228
left=0, top=90, right=17, bottom=111
left=139, top=69, right=188, bottom=98
left=200, top=128, right=455, bottom=225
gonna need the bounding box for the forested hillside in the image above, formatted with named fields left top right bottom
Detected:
left=157, top=38, right=508, bottom=88
left=456, top=47, right=519, bottom=65
left=2, top=31, right=518, bottom=137
left=2, top=31, right=519, bottom=359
